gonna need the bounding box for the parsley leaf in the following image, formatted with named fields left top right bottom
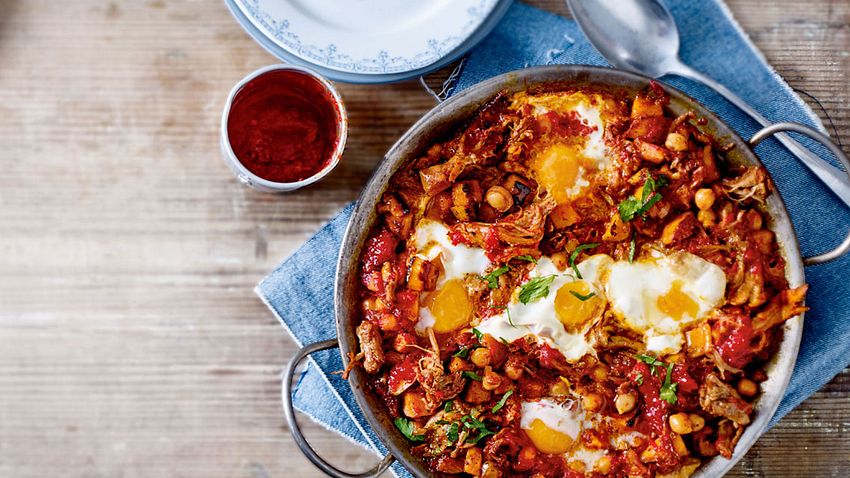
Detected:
left=480, top=265, right=510, bottom=289
left=444, top=401, right=453, bottom=413
left=628, top=235, right=636, bottom=263
left=502, top=306, right=516, bottom=328
left=491, top=390, right=514, bottom=413
left=569, top=290, right=596, bottom=301
left=394, top=417, right=425, bottom=442
left=635, top=373, right=643, bottom=386
left=660, top=363, right=678, bottom=405
left=518, top=275, right=557, bottom=304
left=447, top=422, right=459, bottom=443
left=453, top=345, right=481, bottom=359
left=569, top=243, right=599, bottom=279
left=513, top=255, right=538, bottom=263
left=619, top=176, right=668, bottom=222
left=635, top=354, right=664, bottom=368
left=472, top=328, right=483, bottom=341
left=467, top=429, right=495, bottom=445
left=463, top=371, right=482, bottom=381
left=460, top=415, right=495, bottom=445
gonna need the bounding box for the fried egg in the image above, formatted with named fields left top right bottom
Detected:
left=512, top=91, right=617, bottom=204
left=477, top=249, right=727, bottom=356
left=412, top=219, right=491, bottom=333
left=520, top=399, right=583, bottom=455
left=475, top=255, right=612, bottom=362
left=606, top=251, right=727, bottom=354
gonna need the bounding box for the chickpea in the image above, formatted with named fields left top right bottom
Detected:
left=582, top=392, right=604, bottom=412
left=665, top=132, right=689, bottom=152
left=485, top=186, right=513, bottom=212
left=591, top=365, right=608, bottom=382
left=694, top=188, right=716, bottom=210
left=504, top=359, right=524, bottom=380
left=737, top=378, right=759, bottom=398
left=688, top=414, right=705, bottom=432
left=669, top=412, right=694, bottom=435
left=697, top=209, right=716, bottom=227
left=550, top=379, right=570, bottom=397
left=615, top=392, right=637, bottom=414
left=482, top=367, right=502, bottom=391
left=470, top=347, right=490, bottom=368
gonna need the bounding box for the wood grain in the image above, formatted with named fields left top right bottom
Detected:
left=0, top=0, right=847, bottom=477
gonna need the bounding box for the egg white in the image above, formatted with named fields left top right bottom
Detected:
left=520, top=398, right=583, bottom=440
left=411, top=219, right=491, bottom=332
left=475, top=255, right=611, bottom=362
left=605, top=251, right=727, bottom=353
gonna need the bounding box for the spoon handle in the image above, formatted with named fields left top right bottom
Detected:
left=668, top=62, right=850, bottom=209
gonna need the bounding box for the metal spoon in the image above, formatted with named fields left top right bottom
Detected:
left=566, top=0, right=850, bottom=208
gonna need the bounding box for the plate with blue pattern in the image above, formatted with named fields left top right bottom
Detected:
left=227, top=0, right=513, bottom=84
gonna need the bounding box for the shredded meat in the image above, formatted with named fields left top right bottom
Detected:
left=699, top=374, right=752, bottom=425
left=356, top=321, right=384, bottom=374
left=721, top=166, right=771, bottom=204
left=417, top=354, right=464, bottom=403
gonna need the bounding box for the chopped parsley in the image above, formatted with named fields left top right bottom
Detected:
left=491, top=390, right=514, bottom=413
left=619, top=176, right=668, bottom=222
left=480, top=265, right=510, bottom=289
left=461, top=414, right=494, bottom=444
left=447, top=422, right=459, bottom=443
left=394, top=417, right=425, bottom=442
left=569, top=290, right=596, bottom=301
left=635, top=355, right=678, bottom=404
left=569, top=243, right=599, bottom=279
left=453, top=345, right=481, bottom=359
left=635, top=354, right=664, bottom=368
left=444, top=401, right=454, bottom=413
left=463, top=371, right=483, bottom=381
left=660, top=363, right=678, bottom=405
left=634, top=373, right=644, bottom=386
left=518, top=275, right=557, bottom=304
left=496, top=305, right=516, bottom=328
left=472, top=328, right=484, bottom=341
left=628, top=234, right=637, bottom=263
left=513, top=255, right=538, bottom=263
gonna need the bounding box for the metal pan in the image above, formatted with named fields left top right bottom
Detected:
left=283, top=65, right=850, bottom=478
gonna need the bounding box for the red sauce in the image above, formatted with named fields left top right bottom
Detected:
left=227, top=69, right=341, bottom=183
left=717, top=315, right=754, bottom=369
left=361, top=229, right=398, bottom=271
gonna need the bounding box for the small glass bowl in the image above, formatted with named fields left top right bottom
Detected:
left=220, top=64, right=348, bottom=193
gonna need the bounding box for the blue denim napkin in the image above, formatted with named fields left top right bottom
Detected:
left=257, top=2, right=850, bottom=476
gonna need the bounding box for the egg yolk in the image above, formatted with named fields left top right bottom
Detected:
left=530, top=143, right=590, bottom=204
left=524, top=418, right=575, bottom=455
left=555, top=281, right=603, bottom=331
left=423, top=279, right=473, bottom=333
left=656, top=280, right=699, bottom=321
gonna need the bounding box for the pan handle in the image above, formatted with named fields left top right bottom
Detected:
left=283, top=339, right=395, bottom=478
left=748, top=122, right=850, bottom=265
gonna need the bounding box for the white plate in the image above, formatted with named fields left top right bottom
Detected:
left=233, top=0, right=506, bottom=79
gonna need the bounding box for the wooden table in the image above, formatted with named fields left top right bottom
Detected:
left=1, top=0, right=847, bottom=476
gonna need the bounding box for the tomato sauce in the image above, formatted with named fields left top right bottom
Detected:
left=227, top=69, right=340, bottom=183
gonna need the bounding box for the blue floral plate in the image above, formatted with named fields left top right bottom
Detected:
left=224, top=0, right=512, bottom=84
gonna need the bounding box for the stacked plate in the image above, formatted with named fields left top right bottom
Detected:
left=225, top=0, right=513, bottom=84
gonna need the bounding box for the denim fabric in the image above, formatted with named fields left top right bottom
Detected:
left=257, top=2, right=850, bottom=475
